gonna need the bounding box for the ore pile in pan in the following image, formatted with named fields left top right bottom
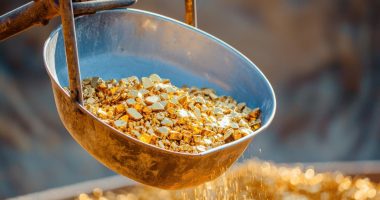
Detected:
left=79, top=74, right=261, bottom=154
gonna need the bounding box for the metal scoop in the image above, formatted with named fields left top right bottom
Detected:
left=43, top=8, right=276, bottom=189
left=1, top=0, right=275, bottom=190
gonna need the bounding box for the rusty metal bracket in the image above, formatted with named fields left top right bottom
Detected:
left=184, top=0, right=197, bottom=27
left=60, top=0, right=83, bottom=104
left=0, top=0, right=136, bottom=41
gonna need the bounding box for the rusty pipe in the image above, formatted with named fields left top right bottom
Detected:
left=184, top=0, right=197, bottom=27
left=0, top=0, right=58, bottom=41
left=0, top=0, right=136, bottom=41
left=60, top=0, right=83, bottom=104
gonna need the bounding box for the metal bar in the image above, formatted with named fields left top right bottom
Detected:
left=184, top=0, right=197, bottom=27
left=0, top=0, right=57, bottom=41
left=73, top=0, right=136, bottom=15
left=60, top=0, right=83, bottom=104
left=0, top=0, right=136, bottom=41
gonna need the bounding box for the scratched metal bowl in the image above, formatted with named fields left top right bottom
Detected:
left=43, top=9, right=276, bottom=189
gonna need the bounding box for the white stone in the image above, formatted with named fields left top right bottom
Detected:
left=149, top=74, right=162, bottom=83
left=128, top=90, right=140, bottom=98
left=161, top=118, right=173, bottom=126
left=196, top=145, right=206, bottom=152
left=194, top=96, right=206, bottom=104
left=160, top=93, right=169, bottom=100
left=194, top=107, right=201, bottom=118
left=164, top=85, right=176, bottom=93
left=126, top=98, right=136, bottom=105
left=156, top=112, right=165, bottom=120
left=223, top=129, right=234, bottom=140
left=139, top=89, right=149, bottom=96
left=86, top=97, right=96, bottom=104
left=156, top=126, right=170, bottom=136
left=230, top=122, right=239, bottom=129
left=127, top=76, right=139, bottom=84
left=131, top=130, right=141, bottom=138
left=114, top=119, right=127, bottom=127
left=141, top=77, right=154, bottom=89
left=177, top=109, right=189, bottom=118
left=213, top=107, right=223, bottom=115
left=150, top=102, right=164, bottom=111
left=126, top=108, right=143, bottom=120
left=145, top=96, right=160, bottom=105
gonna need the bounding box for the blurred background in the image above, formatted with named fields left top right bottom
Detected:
left=0, top=0, right=379, bottom=198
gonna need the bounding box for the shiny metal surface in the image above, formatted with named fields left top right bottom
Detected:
left=43, top=9, right=276, bottom=189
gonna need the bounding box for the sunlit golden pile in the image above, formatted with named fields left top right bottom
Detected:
left=76, top=160, right=380, bottom=200
left=81, top=74, right=261, bottom=153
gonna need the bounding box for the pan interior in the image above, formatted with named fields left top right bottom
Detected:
left=44, top=9, right=275, bottom=126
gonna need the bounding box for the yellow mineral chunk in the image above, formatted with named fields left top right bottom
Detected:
left=139, top=133, right=152, bottom=144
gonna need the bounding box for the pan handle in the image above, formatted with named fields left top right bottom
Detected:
left=60, top=0, right=83, bottom=104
